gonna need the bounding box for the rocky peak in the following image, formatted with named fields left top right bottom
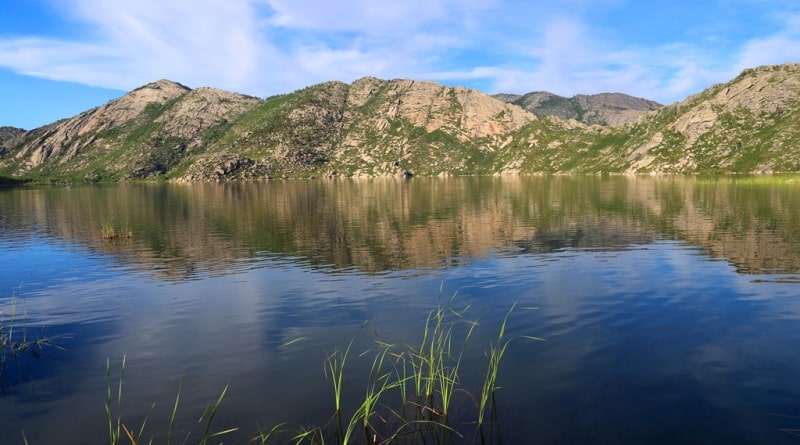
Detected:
left=625, top=63, right=800, bottom=173
left=349, top=78, right=535, bottom=139
left=0, top=126, right=25, bottom=147
left=154, top=87, right=262, bottom=146
left=671, top=64, right=800, bottom=142
left=495, top=91, right=661, bottom=126
left=8, top=80, right=192, bottom=171
left=347, top=77, right=385, bottom=108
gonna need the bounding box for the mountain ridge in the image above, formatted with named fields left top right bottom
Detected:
left=1, top=63, right=799, bottom=181
left=492, top=91, right=662, bottom=126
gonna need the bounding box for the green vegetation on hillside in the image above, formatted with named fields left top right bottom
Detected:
left=2, top=63, right=800, bottom=181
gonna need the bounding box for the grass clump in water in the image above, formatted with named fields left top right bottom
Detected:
left=30, top=296, right=539, bottom=445
left=0, top=291, right=61, bottom=376
left=102, top=219, right=133, bottom=241
left=280, top=294, right=543, bottom=444
left=105, top=355, right=237, bottom=445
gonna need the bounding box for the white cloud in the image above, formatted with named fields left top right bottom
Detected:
left=0, top=0, right=797, bottom=105
left=0, top=0, right=275, bottom=92
left=265, top=0, right=491, bottom=34
left=737, top=36, right=800, bottom=70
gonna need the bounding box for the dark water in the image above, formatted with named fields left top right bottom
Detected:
left=1, top=176, right=800, bottom=444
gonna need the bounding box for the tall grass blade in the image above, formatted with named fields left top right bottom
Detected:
left=168, top=375, right=184, bottom=445
left=105, top=355, right=126, bottom=445
left=253, top=422, right=287, bottom=444
left=198, top=382, right=236, bottom=445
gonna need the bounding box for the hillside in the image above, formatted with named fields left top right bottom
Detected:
left=179, top=77, right=536, bottom=180
left=619, top=63, right=800, bottom=173
left=1, top=63, right=799, bottom=181
left=494, top=91, right=662, bottom=126
left=0, top=126, right=25, bottom=149
left=0, top=80, right=261, bottom=181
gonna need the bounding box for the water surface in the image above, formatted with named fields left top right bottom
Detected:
left=1, top=176, right=800, bottom=444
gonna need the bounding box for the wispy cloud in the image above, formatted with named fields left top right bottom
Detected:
left=0, top=1, right=272, bottom=91
left=736, top=12, right=800, bottom=71
left=0, top=0, right=798, bottom=104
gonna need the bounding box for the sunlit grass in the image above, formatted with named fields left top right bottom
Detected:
left=279, top=295, right=543, bottom=444
left=695, top=174, right=800, bottom=186
left=0, top=292, right=61, bottom=375
left=102, top=219, right=133, bottom=241
left=16, top=296, right=541, bottom=444
left=105, top=355, right=237, bottom=445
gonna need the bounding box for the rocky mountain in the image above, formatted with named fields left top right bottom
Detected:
left=0, top=126, right=25, bottom=149
left=179, top=77, right=536, bottom=180
left=1, top=63, right=799, bottom=181
left=619, top=63, right=800, bottom=173
left=493, top=91, right=662, bottom=126
left=1, top=80, right=261, bottom=181
left=0, top=125, right=25, bottom=139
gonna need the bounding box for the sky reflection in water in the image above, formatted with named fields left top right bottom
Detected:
left=1, top=177, right=800, bottom=444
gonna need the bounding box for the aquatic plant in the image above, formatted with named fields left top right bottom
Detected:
left=31, top=297, right=538, bottom=445
left=278, top=296, right=542, bottom=444
left=102, top=219, right=133, bottom=241
left=0, top=293, right=59, bottom=376
left=105, top=355, right=237, bottom=445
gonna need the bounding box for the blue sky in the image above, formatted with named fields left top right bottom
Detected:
left=1, top=0, right=799, bottom=130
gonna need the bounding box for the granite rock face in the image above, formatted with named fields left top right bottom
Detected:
left=494, top=91, right=662, bottom=126
left=1, top=80, right=260, bottom=180
left=2, top=63, right=800, bottom=181
left=623, top=63, right=800, bottom=173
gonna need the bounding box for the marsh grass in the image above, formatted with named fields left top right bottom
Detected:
left=39, top=297, right=537, bottom=445
left=0, top=293, right=61, bottom=377
left=102, top=219, right=133, bottom=241
left=105, top=356, right=237, bottom=445
left=280, top=296, right=541, bottom=444
left=695, top=174, right=800, bottom=186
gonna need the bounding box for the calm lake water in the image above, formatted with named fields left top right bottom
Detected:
left=2, top=176, right=800, bottom=444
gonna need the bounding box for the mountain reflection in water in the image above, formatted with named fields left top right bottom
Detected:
left=1, top=176, right=799, bottom=277
left=3, top=176, right=800, bottom=444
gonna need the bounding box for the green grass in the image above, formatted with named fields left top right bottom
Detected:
left=16, top=296, right=540, bottom=444
left=278, top=295, right=542, bottom=444
left=694, top=174, right=800, bottom=186
left=0, top=292, right=62, bottom=380
left=102, top=219, right=133, bottom=241
left=105, top=356, right=237, bottom=445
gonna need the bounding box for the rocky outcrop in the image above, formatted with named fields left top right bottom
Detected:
left=494, top=91, right=661, bottom=126
left=178, top=152, right=270, bottom=181
left=0, top=126, right=25, bottom=142
left=1, top=80, right=261, bottom=180
left=622, top=63, right=800, bottom=173
left=176, top=77, right=537, bottom=180
left=2, top=63, right=800, bottom=181
left=331, top=78, right=535, bottom=177
left=5, top=80, right=191, bottom=173
left=156, top=87, right=261, bottom=147
left=0, top=126, right=25, bottom=153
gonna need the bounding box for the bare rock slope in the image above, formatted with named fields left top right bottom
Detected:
left=1, top=80, right=261, bottom=180
left=2, top=63, right=800, bottom=181
left=494, top=91, right=662, bottom=126
left=622, top=63, right=800, bottom=173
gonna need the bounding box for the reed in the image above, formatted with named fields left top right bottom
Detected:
left=477, top=303, right=544, bottom=430
left=102, top=219, right=133, bottom=241
left=276, top=296, right=537, bottom=444
left=88, top=297, right=539, bottom=444
left=104, top=356, right=237, bottom=445
left=405, top=294, right=477, bottom=422
left=0, top=293, right=60, bottom=375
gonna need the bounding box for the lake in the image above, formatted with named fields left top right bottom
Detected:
left=2, top=176, right=800, bottom=444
